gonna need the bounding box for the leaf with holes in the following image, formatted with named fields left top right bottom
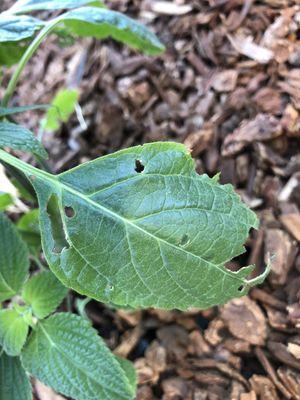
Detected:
left=21, top=312, right=136, bottom=400
left=0, top=122, right=48, bottom=159
left=0, top=213, right=29, bottom=302
left=22, top=270, right=68, bottom=319
left=0, top=309, right=30, bottom=356
left=0, top=143, right=270, bottom=310
left=8, top=0, right=104, bottom=14
left=0, top=352, right=32, bottom=400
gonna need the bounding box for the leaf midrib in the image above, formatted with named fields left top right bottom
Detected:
left=38, top=321, right=133, bottom=400
left=0, top=151, right=243, bottom=282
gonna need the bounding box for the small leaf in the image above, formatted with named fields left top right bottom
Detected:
left=0, top=309, right=30, bottom=356
left=17, top=209, right=41, bottom=251
left=0, top=192, right=14, bottom=211
left=58, top=7, right=165, bottom=55
left=43, top=88, right=79, bottom=131
left=0, top=352, right=32, bottom=400
left=0, top=122, right=48, bottom=159
left=0, top=143, right=270, bottom=310
left=0, top=104, right=49, bottom=118
left=9, top=0, right=104, bottom=14
left=21, top=313, right=136, bottom=400
left=0, top=14, right=43, bottom=42
left=22, top=270, right=68, bottom=319
left=0, top=213, right=29, bottom=302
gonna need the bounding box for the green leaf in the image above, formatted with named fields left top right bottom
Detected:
left=0, top=122, right=48, bottom=159
left=0, top=352, right=32, bottom=400
left=58, top=7, right=165, bottom=55
left=0, top=309, right=30, bottom=356
left=0, top=42, right=26, bottom=67
left=0, top=192, right=14, bottom=211
left=22, top=271, right=68, bottom=319
left=115, top=356, right=137, bottom=394
left=0, top=14, right=43, bottom=42
left=21, top=313, right=136, bottom=400
left=43, top=88, right=79, bottom=131
left=17, top=209, right=41, bottom=251
left=9, top=0, right=105, bottom=14
left=0, top=104, right=49, bottom=118
left=0, top=213, right=29, bottom=302
left=0, top=144, right=270, bottom=310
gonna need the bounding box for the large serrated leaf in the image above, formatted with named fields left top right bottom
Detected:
left=21, top=313, right=135, bottom=400
left=0, top=14, right=43, bottom=42
left=22, top=270, right=68, bottom=318
left=8, top=0, right=104, bottom=14
left=0, top=143, right=270, bottom=310
left=0, top=213, right=29, bottom=302
left=0, top=309, right=29, bottom=356
left=0, top=122, right=48, bottom=159
left=0, top=352, right=32, bottom=400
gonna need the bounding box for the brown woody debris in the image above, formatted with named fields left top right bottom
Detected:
left=222, top=114, right=282, bottom=157
left=220, top=297, right=267, bottom=345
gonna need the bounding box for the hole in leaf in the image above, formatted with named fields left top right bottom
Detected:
left=135, top=159, right=144, bottom=173
left=64, top=206, right=75, bottom=218
left=47, top=194, right=69, bottom=254
left=179, top=234, right=189, bottom=247
left=238, top=285, right=244, bottom=292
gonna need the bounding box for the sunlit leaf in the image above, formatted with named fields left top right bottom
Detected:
left=0, top=143, right=270, bottom=310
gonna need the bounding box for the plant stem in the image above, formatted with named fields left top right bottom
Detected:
left=2, top=18, right=60, bottom=107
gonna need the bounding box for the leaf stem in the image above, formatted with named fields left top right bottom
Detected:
left=2, top=18, right=60, bottom=107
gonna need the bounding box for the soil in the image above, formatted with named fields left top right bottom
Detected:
left=1, top=1, right=300, bottom=399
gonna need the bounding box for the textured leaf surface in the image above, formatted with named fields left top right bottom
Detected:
left=55, top=7, right=164, bottom=55
left=9, top=0, right=104, bottom=14
left=0, top=213, right=29, bottom=302
left=0, top=143, right=269, bottom=310
left=0, top=122, right=47, bottom=159
left=0, top=309, right=29, bottom=356
left=0, top=14, right=43, bottom=42
left=17, top=209, right=41, bottom=252
left=0, top=352, right=32, bottom=400
left=21, top=313, right=135, bottom=400
left=22, top=271, right=68, bottom=318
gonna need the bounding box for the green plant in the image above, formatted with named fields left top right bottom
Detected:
left=0, top=1, right=270, bottom=399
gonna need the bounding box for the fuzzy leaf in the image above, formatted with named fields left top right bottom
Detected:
left=0, top=143, right=270, bottom=310
left=0, top=213, right=29, bottom=302
left=0, top=14, right=43, bottom=42
left=21, top=313, right=135, bottom=400
left=0, top=122, right=48, bottom=159
left=22, top=270, right=68, bottom=318
left=0, top=352, right=32, bottom=400
left=9, top=0, right=104, bottom=14
left=0, top=309, right=30, bottom=356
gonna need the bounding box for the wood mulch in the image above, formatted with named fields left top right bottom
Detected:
left=1, top=0, right=300, bottom=399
